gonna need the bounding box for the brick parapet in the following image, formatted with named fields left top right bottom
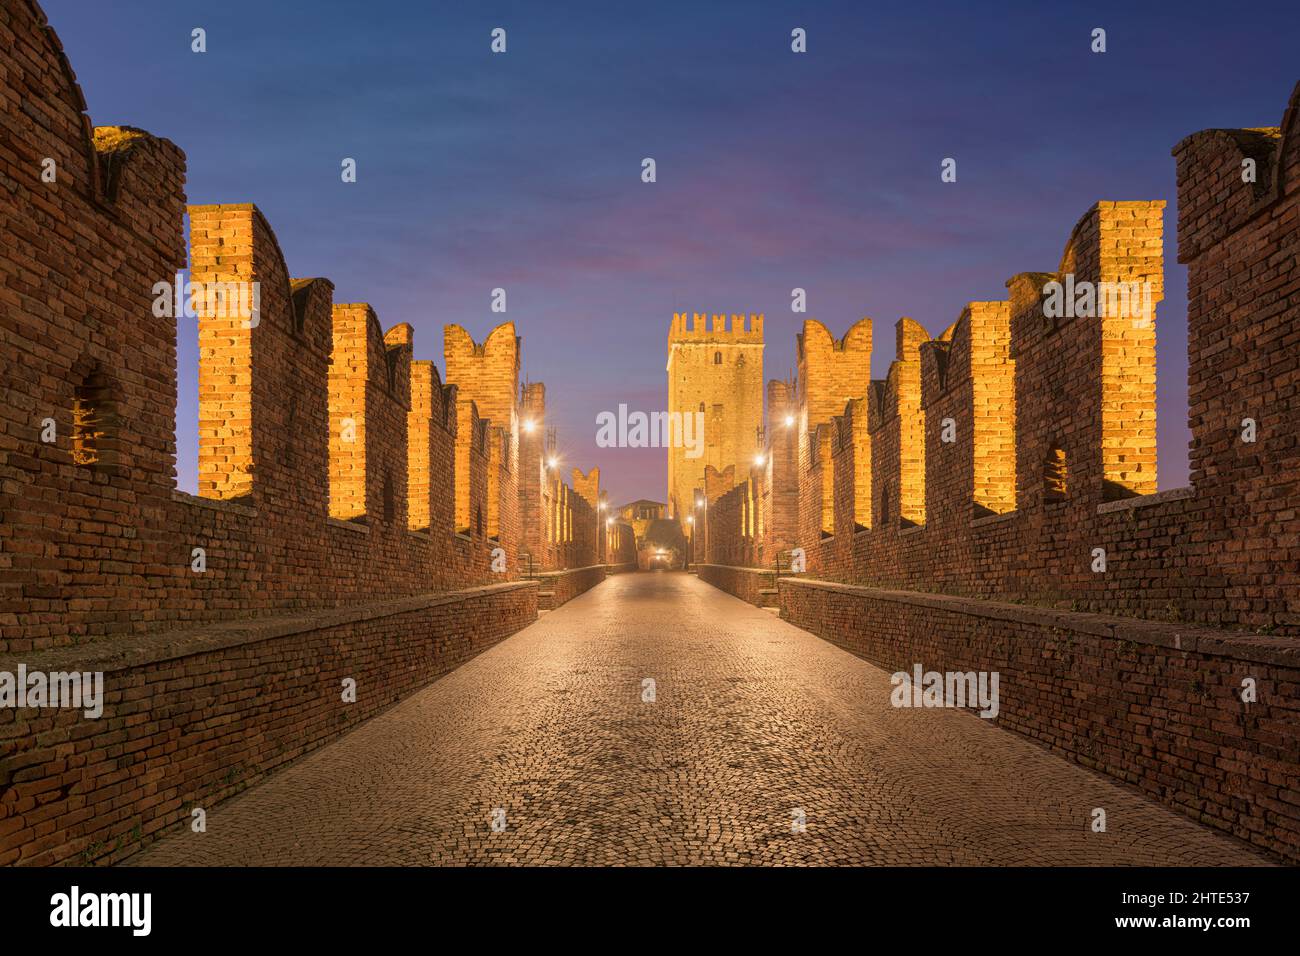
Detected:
left=779, top=576, right=1300, bottom=862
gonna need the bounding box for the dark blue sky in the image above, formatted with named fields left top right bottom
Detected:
left=46, top=0, right=1300, bottom=504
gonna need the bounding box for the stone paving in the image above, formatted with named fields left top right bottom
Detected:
left=132, top=572, right=1270, bottom=866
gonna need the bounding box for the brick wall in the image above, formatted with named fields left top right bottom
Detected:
left=697, top=564, right=774, bottom=606
left=3, top=187, right=515, bottom=651
left=699, top=83, right=1300, bottom=861
left=763, top=379, right=800, bottom=556
left=705, top=94, right=1300, bottom=633
left=518, top=382, right=547, bottom=567
left=666, top=312, right=764, bottom=521
left=445, top=323, right=521, bottom=565
left=606, top=521, right=637, bottom=569
left=0, top=0, right=641, bottom=653
left=511, top=383, right=604, bottom=576
left=535, top=565, right=607, bottom=610
left=0, top=0, right=622, bottom=866
left=1, top=582, right=537, bottom=865
left=571, top=466, right=600, bottom=511
left=1, top=0, right=186, bottom=648
left=779, top=577, right=1300, bottom=863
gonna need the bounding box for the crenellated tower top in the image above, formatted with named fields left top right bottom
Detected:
left=668, top=312, right=764, bottom=348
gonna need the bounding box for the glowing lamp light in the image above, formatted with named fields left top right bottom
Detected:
left=754, top=453, right=765, bottom=467
left=606, top=518, right=614, bottom=527
left=522, top=419, right=537, bottom=433
left=547, top=456, right=559, bottom=469
left=785, top=415, right=795, bottom=427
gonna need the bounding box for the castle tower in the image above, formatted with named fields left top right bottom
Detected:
left=666, top=312, right=764, bottom=526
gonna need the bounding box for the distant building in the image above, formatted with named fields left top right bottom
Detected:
left=615, top=498, right=666, bottom=545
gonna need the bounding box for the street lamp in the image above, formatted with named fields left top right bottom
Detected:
left=522, top=418, right=537, bottom=433
left=785, top=414, right=794, bottom=428
left=754, top=452, right=765, bottom=467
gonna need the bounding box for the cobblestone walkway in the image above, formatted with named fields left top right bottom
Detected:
left=132, top=572, right=1268, bottom=866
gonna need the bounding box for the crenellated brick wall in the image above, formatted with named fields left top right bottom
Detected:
left=519, top=382, right=548, bottom=566
left=606, top=520, right=637, bottom=571
left=0, top=27, right=626, bottom=655
left=700, top=82, right=1300, bottom=861
left=666, top=311, right=764, bottom=521
left=708, top=169, right=1297, bottom=633
left=445, top=323, right=521, bottom=563
left=2, top=194, right=514, bottom=655
left=0, top=0, right=614, bottom=865
left=512, top=382, right=606, bottom=580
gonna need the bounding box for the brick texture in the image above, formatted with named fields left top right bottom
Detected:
left=0, top=0, right=613, bottom=866
left=666, top=312, right=764, bottom=521
left=779, top=577, right=1300, bottom=863
left=709, top=176, right=1297, bottom=632
left=1, top=582, right=537, bottom=865
left=699, top=84, right=1300, bottom=863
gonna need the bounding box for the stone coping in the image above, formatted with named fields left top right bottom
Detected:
left=531, top=564, right=607, bottom=581
left=697, top=563, right=776, bottom=575
left=779, top=577, right=1300, bottom=668
left=171, top=489, right=256, bottom=518
left=970, top=509, right=1019, bottom=528
left=0, top=582, right=538, bottom=674
left=327, top=516, right=369, bottom=534
left=1097, top=485, right=1195, bottom=514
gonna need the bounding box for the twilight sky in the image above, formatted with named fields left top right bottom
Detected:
left=46, top=0, right=1300, bottom=505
